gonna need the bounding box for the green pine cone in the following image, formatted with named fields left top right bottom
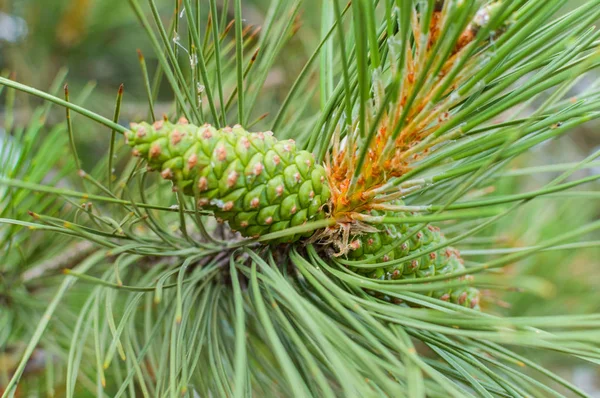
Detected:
left=125, top=119, right=331, bottom=242
left=345, top=208, right=480, bottom=310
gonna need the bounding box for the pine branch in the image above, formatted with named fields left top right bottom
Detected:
left=1, top=0, right=600, bottom=396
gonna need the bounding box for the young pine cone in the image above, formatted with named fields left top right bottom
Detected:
left=345, top=208, right=480, bottom=310
left=125, top=119, right=331, bottom=242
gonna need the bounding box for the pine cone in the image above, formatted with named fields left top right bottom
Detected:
left=346, top=209, right=480, bottom=310
left=125, top=119, right=331, bottom=242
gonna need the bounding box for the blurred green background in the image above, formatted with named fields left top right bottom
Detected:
left=1, top=0, right=599, bottom=393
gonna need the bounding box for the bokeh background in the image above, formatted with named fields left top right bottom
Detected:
left=1, top=0, right=599, bottom=394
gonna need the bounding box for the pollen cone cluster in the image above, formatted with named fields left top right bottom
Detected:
left=345, top=206, right=480, bottom=309
left=125, top=119, right=331, bottom=242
